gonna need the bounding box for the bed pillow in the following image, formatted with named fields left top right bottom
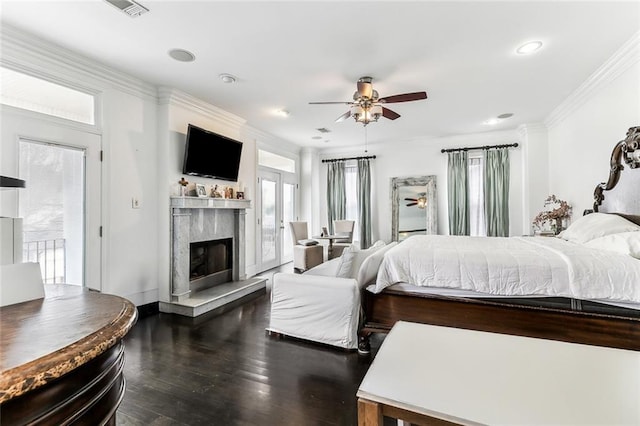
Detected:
left=334, top=241, right=386, bottom=279
left=356, top=242, right=398, bottom=286
left=557, top=213, right=640, bottom=244
left=335, top=244, right=358, bottom=278
left=584, top=231, right=640, bottom=259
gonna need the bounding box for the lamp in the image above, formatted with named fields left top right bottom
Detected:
left=351, top=104, right=382, bottom=126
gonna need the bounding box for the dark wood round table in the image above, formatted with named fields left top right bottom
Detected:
left=0, top=285, right=137, bottom=425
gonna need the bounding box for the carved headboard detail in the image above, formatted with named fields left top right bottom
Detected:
left=593, top=126, right=640, bottom=225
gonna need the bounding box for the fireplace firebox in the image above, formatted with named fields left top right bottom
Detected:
left=189, top=238, right=233, bottom=291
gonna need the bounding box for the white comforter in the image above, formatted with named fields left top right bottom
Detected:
left=372, top=235, right=640, bottom=303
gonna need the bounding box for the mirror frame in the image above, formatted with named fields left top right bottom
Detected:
left=391, top=175, right=437, bottom=241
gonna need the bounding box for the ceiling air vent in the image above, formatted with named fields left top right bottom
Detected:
left=316, top=128, right=331, bottom=134
left=104, top=0, right=149, bottom=18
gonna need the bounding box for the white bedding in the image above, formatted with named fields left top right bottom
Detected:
left=372, top=235, right=640, bottom=304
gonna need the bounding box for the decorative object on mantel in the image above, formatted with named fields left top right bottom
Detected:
left=196, top=183, right=207, bottom=198
left=236, top=191, right=244, bottom=200
left=178, top=177, right=189, bottom=196
left=211, top=185, right=223, bottom=198
left=533, top=195, right=572, bottom=235
left=225, top=187, right=234, bottom=199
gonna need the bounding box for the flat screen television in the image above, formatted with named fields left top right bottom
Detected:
left=182, top=124, right=243, bottom=181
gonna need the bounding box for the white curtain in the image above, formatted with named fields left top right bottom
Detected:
left=468, top=156, right=486, bottom=236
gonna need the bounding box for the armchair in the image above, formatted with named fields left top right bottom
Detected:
left=290, top=221, right=323, bottom=273
left=332, top=220, right=355, bottom=257
left=268, top=241, right=397, bottom=350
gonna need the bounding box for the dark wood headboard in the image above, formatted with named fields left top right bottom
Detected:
left=593, top=126, right=640, bottom=225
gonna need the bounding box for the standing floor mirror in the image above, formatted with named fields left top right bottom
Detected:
left=391, top=176, right=437, bottom=241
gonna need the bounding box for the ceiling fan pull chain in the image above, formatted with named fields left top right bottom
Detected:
left=364, top=126, right=368, bottom=153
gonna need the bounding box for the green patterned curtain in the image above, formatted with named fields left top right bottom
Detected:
left=484, top=148, right=510, bottom=237
left=357, top=158, right=372, bottom=249
left=327, top=161, right=346, bottom=234
left=447, top=151, right=469, bottom=235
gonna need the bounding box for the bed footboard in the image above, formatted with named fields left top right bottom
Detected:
left=360, top=290, right=640, bottom=352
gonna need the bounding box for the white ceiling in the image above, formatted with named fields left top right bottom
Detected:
left=1, top=1, right=639, bottom=149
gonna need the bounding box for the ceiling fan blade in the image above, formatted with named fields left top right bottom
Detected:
left=379, top=91, right=428, bottom=104
left=335, top=110, right=352, bottom=122
left=406, top=202, right=418, bottom=207
left=309, top=101, right=353, bottom=105
left=357, top=81, right=373, bottom=99
left=404, top=198, right=417, bottom=201
left=382, top=107, right=401, bottom=120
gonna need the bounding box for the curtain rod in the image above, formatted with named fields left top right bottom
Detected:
left=321, top=155, right=377, bottom=163
left=440, top=142, right=518, bottom=154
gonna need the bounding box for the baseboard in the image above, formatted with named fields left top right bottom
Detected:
left=136, top=301, right=159, bottom=318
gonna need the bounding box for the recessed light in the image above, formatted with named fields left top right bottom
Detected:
left=483, top=118, right=500, bottom=126
left=168, top=48, right=195, bottom=62
left=516, top=41, right=543, bottom=55
left=219, top=73, right=237, bottom=84
left=311, top=136, right=322, bottom=140
left=497, top=113, right=514, bottom=119
left=275, top=109, right=290, bottom=117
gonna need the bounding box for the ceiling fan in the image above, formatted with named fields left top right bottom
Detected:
left=309, top=76, right=427, bottom=126
left=405, top=193, right=427, bottom=209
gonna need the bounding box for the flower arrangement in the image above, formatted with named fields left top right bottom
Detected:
left=532, top=195, right=572, bottom=234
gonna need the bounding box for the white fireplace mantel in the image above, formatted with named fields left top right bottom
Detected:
left=170, top=196, right=252, bottom=210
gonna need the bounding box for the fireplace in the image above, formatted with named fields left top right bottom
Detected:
left=189, top=238, right=233, bottom=291
left=169, top=197, right=249, bottom=304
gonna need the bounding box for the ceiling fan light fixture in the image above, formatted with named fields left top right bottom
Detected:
left=417, top=196, right=427, bottom=209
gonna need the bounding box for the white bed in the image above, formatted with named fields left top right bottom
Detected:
left=371, top=214, right=640, bottom=308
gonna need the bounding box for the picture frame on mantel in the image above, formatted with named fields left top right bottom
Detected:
left=195, top=184, right=207, bottom=198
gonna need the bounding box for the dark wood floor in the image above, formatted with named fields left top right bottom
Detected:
left=116, top=266, right=385, bottom=426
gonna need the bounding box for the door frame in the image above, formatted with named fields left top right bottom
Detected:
left=256, top=166, right=297, bottom=273
left=2, top=110, right=103, bottom=291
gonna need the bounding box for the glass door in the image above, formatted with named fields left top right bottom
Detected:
left=258, top=170, right=281, bottom=271
left=19, top=140, right=86, bottom=284
left=4, top=121, right=102, bottom=290
left=257, top=168, right=297, bottom=272
left=281, top=178, right=296, bottom=264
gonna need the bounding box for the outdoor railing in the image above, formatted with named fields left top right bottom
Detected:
left=23, top=239, right=66, bottom=284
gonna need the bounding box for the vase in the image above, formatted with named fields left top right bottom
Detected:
left=554, top=218, right=563, bottom=235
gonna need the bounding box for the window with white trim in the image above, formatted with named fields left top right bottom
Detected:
left=0, top=66, right=95, bottom=125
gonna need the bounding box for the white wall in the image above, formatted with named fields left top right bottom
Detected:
left=316, top=129, right=524, bottom=242
left=101, top=89, right=159, bottom=305
left=545, top=35, right=640, bottom=219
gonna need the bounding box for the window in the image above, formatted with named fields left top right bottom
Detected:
left=0, top=66, right=95, bottom=125
left=258, top=149, right=296, bottom=173
left=468, top=155, right=486, bottom=236
left=344, top=162, right=360, bottom=239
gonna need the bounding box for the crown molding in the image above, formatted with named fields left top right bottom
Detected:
left=158, top=87, right=246, bottom=130
left=1, top=23, right=158, bottom=101
left=517, top=123, right=548, bottom=139
left=545, top=31, right=640, bottom=129
left=244, top=126, right=300, bottom=156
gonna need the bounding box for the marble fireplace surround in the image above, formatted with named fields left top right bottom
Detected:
left=170, top=197, right=251, bottom=302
